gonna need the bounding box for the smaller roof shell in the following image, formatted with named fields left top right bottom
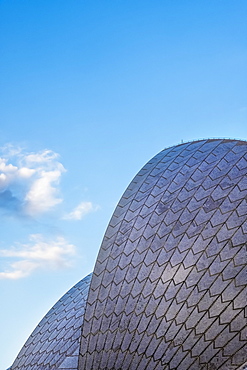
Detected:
left=10, top=273, right=92, bottom=370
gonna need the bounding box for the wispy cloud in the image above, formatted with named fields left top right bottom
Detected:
left=63, top=201, right=98, bottom=220
left=0, top=145, right=65, bottom=217
left=0, top=234, right=76, bottom=279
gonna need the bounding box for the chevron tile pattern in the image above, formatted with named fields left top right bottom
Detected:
left=9, top=139, right=247, bottom=370
left=79, top=139, right=247, bottom=370
left=11, top=273, right=91, bottom=370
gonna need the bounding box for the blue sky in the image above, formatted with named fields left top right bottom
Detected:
left=0, top=0, right=246, bottom=368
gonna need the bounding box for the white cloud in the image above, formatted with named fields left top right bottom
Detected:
left=25, top=169, right=64, bottom=216
left=0, top=145, right=65, bottom=216
left=0, top=234, right=76, bottom=279
left=25, top=150, right=56, bottom=162
left=63, top=201, right=97, bottom=220
left=0, top=260, right=38, bottom=279
left=17, top=167, right=36, bottom=178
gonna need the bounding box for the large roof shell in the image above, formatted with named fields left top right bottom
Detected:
left=80, top=139, right=247, bottom=369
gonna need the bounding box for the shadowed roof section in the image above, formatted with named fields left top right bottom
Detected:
left=80, top=139, right=247, bottom=369
left=11, top=273, right=92, bottom=370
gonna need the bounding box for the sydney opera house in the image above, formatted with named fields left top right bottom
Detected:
left=9, top=139, right=247, bottom=369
